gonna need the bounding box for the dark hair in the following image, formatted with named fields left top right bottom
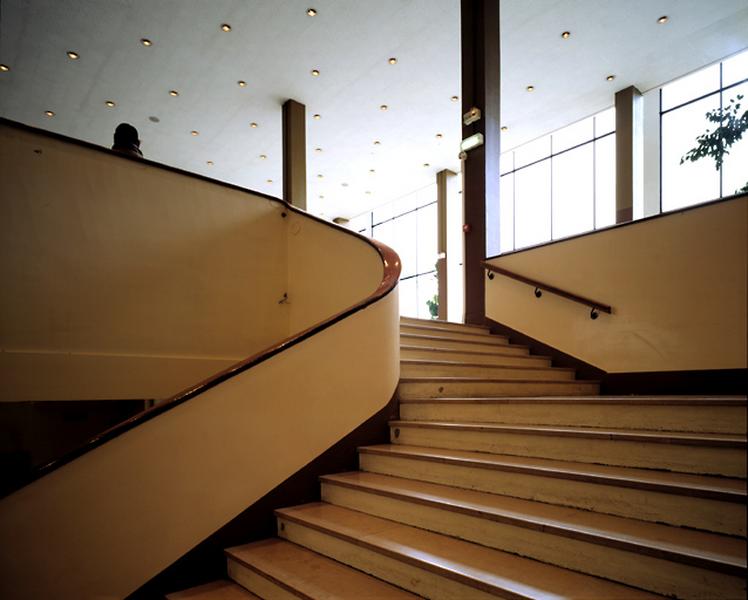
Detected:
left=113, top=123, right=139, bottom=147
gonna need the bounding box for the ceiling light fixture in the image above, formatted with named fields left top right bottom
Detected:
left=369, top=169, right=375, bottom=173
left=657, top=16, right=668, bottom=24
left=206, top=160, right=214, bottom=166
left=190, top=130, right=199, bottom=136
left=237, top=80, right=247, bottom=87
left=140, top=38, right=152, bottom=46
left=373, top=140, right=381, bottom=145
left=500, top=126, right=508, bottom=132
left=0, top=64, right=9, bottom=72
left=105, top=100, right=116, bottom=108
left=380, top=104, right=388, bottom=111
left=169, top=90, right=179, bottom=97
left=365, top=191, right=371, bottom=195
left=388, top=57, right=397, bottom=65
left=311, top=69, right=320, bottom=76
left=315, top=147, right=322, bottom=153
left=606, top=74, right=615, bottom=81
left=436, top=133, right=443, bottom=139
left=526, top=85, right=535, bottom=92
left=267, top=179, right=273, bottom=183
left=313, top=113, right=321, bottom=120
left=259, top=154, right=267, bottom=160
left=317, top=174, right=323, bottom=178
left=451, top=95, right=459, bottom=102
left=250, top=122, right=258, bottom=128
left=561, top=31, right=571, bottom=39
left=307, top=8, right=317, bottom=16
left=221, top=23, right=232, bottom=32
left=319, top=195, right=324, bottom=199
left=341, top=183, right=348, bottom=187
left=66, top=51, right=79, bottom=60
left=423, top=163, right=430, bottom=167
left=44, top=110, right=55, bottom=117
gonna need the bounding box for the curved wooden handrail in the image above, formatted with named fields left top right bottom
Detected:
left=3, top=118, right=401, bottom=495
left=482, top=261, right=612, bottom=315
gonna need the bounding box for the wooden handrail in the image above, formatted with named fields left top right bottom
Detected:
left=482, top=261, right=612, bottom=316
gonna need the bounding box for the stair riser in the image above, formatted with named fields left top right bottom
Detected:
left=277, top=518, right=497, bottom=600
left=400, top=363, right=576, bottom=380
left=400, top=403, right=747, bottom=434
left=400, top=325, right=496, bottom=342
left=400, top=336, right=518, bottom=353
left=398, top=380, right=599, bottom=398
left=321, top=483, right=744, bottom=600
left=227, top=559, right=297, bottom=600
left=401, top=347, right=550, bottom=366
left=400, top=318, right=488, bottom=335
left=389, top=427, right=746, bottom=477
left=359, top=453, right=745, bottom=536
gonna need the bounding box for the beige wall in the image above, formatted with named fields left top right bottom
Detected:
left=1, top=124, right=292, bottom=400
left=485, top=196, right=747, bottom=373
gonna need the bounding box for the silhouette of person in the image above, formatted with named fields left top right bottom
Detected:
left=111, top=123, right=143, bottom=158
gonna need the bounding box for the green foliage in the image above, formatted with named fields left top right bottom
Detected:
left=426, top=294, right=439, bottom=319
left=681, top=94, right=748, bottom=194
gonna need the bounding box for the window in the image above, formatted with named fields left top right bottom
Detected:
left=660, top=50, right=748, bottom=211
left=499, top=108, right=615, bottom=253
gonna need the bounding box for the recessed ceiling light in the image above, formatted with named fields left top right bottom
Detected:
left=500, top=126, right=508, bottom=132
left=190, top=130, right=199, bottom=136
left=369, top=169, right=375, bottom=173
left=267, top=179, right=273, bottom=183
left=657, top=16, right=668, bottom=24
left=373, top=140, right=381, bottom=145
left=435, top=133, right=443, bottom=139
left=140, top=38, right=153, bottom=47
left=606, top=74, right=615, bottom=81
left=259, top=154, right=267, bottom=160
left=105, top=100, right=116, bottom=108
left=313, top=113, right=321, bottom=120
left=315, top=147, right=323, bottom=153
left=319, top=195, right=324, bottom=199
left=341, top=183, right=348, bottom=187
left=44, top=110, right=55, bottom=117
left=388, top=57, right=397, bottom=65
left=311, top=69, right=320, bottom=76
left=66, top=51, right=79, bottom=60
left=149, top=115, right=160, bottom=123
left=206, top=160, right=214, bottom=166
left=423, top=163, right=430, bottom=167
left=365, top=191, right=371, bottom=195
left=307, top=8, right=317, bottom=16
left=380, top=104, right=388, bottom=111
left=317, top=174, right=324, bottom=178
left=561, top=31, right=571, bottom=39
left=237, top=80, right=247, bottom=87
left=169, top=90, right=179, bottom=97
left=451, top=95, right=459, bottom=102
left=526, top=85, right=535, bottom=92
left=250, top=122, right=258, bottom=128
left=0, top=64, right=9, bottom=72
left=220, top=23, right=232, bottom=32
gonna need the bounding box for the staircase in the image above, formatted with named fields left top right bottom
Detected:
left=169, top=317, right=747, bottom=600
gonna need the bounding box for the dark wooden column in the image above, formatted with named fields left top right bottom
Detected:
left=461, top=0, right=501, bottom=325
left=615, top=85, right=642, bottom=223
left=282, top=99, right=307, bottom=210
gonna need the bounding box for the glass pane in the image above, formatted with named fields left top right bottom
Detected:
left=416, top=183, right=437, bottom=210
left=723, top=49, right=748, bottom=87
left=552, top=144, right=594, bottom=239
left=552, top=117, right=593, bottom=153
left=514, top=135, right=551, bottom=169
left=372, top=220, right=393, bottom=257
left=500, top=151, right=514, bottom=175
left=393, top=210, right=418, bottom=278
left=416, top=273, right=439, bottom=320
left=722, top=82, right=748, bottom=196
left=499, top=173, right=514, bottom=253
left=347, top=212, right=371, bottom=237
left=372, top=201, right=394, bottom=226
left=595, top=133, right=616, bottom=228
left=398, top=277, right=418, bottom=317
left=416, top=202, right=438, bottom=274
left=514, top=159, right=551, bottom=248
left=661, top=63, right=720, bottom=111
left=662, top=95, right=721, bottom=211
left=595, top=107, right=616, bottom=136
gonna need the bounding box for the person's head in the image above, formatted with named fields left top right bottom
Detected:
left=113, top=123, right=140, bottom=148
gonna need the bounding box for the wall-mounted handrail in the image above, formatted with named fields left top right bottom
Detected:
left=482, top=261, right=612, bottom=319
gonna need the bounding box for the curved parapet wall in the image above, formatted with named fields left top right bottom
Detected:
left=0, top=119, right=401, bottom=599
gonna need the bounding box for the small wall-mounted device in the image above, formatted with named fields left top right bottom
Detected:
left=460, top=132, right=484, bottom=155
left=463, top=107, right=482, bottom=125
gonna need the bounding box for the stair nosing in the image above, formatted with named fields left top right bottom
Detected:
left=357, top=445, right=747, bottom=502
left=389, top=420, right=746, bottom=447
left=400, top=333, right=512, bottom=346
left=320, top=473, right=746, bottom=577
left=400, top=318, right=489, bottom=332
left=398, top=395, right=747, bottom=405
left=225, top=548, right=312, bottom=600
left=400, top=345, right=539, bottom=358
left=399, top=377, right=599, bottom=385
left=400, top=360, right=573, bottom=373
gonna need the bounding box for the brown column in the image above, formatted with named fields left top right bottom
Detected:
left=461, top=0, right=501, bottom=325
left=282, top=99, right=307, bottom=210
left=436, top=169, right=453, bottom=321
left=615, top=86, right=642, bottom=223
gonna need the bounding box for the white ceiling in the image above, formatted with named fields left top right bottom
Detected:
left=1, top=0, right=747, bottom=220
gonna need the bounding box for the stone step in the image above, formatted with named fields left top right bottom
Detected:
left=398, top=376, right=600, bottom=398
left=400, top=359, right=576, bottom=380
left=399, top=396, right=748, bottom=434
left=400, top=345, right=551, bottom=366
left=399, top=332, right=521, bottom=353
left=166, top=580, right=260, bottom=599
left=388, top=421, right=746, bottom=477
left=358, top=444, right=746, bottom=536
left=320, top=471, right=746, bottom=599
left=401, top=322, right=496, bottom=342
left=275, top=503, right=659, bottom=600
left=399, top=316, right=489, bottom=334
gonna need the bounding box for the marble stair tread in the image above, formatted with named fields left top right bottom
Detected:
left=400, top=359, right=575, bottom=374
left=399, top=333, right=514, bottom=346
left=275, top=502, right=660, bottom=599
left=401, top=323, right=495, bottom=337
left=166, top=580, right=260, bottom=599
left=388, top=420, right=747, bottom=446
left=320, top=471, right=746, bottom=575
left=399, top=317, right=489, bottom=332
left=358, top=444, right=747, bottom=501
left=226, top=538, right=418, bottom=599
left=399, top=395, right=748, bottom=405
left=400, top=344, right=535, bottom=357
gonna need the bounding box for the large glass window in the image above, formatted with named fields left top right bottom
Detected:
left=498, top=107, right=615, bottom=253
left=660, top=50, right=748, bottom=211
